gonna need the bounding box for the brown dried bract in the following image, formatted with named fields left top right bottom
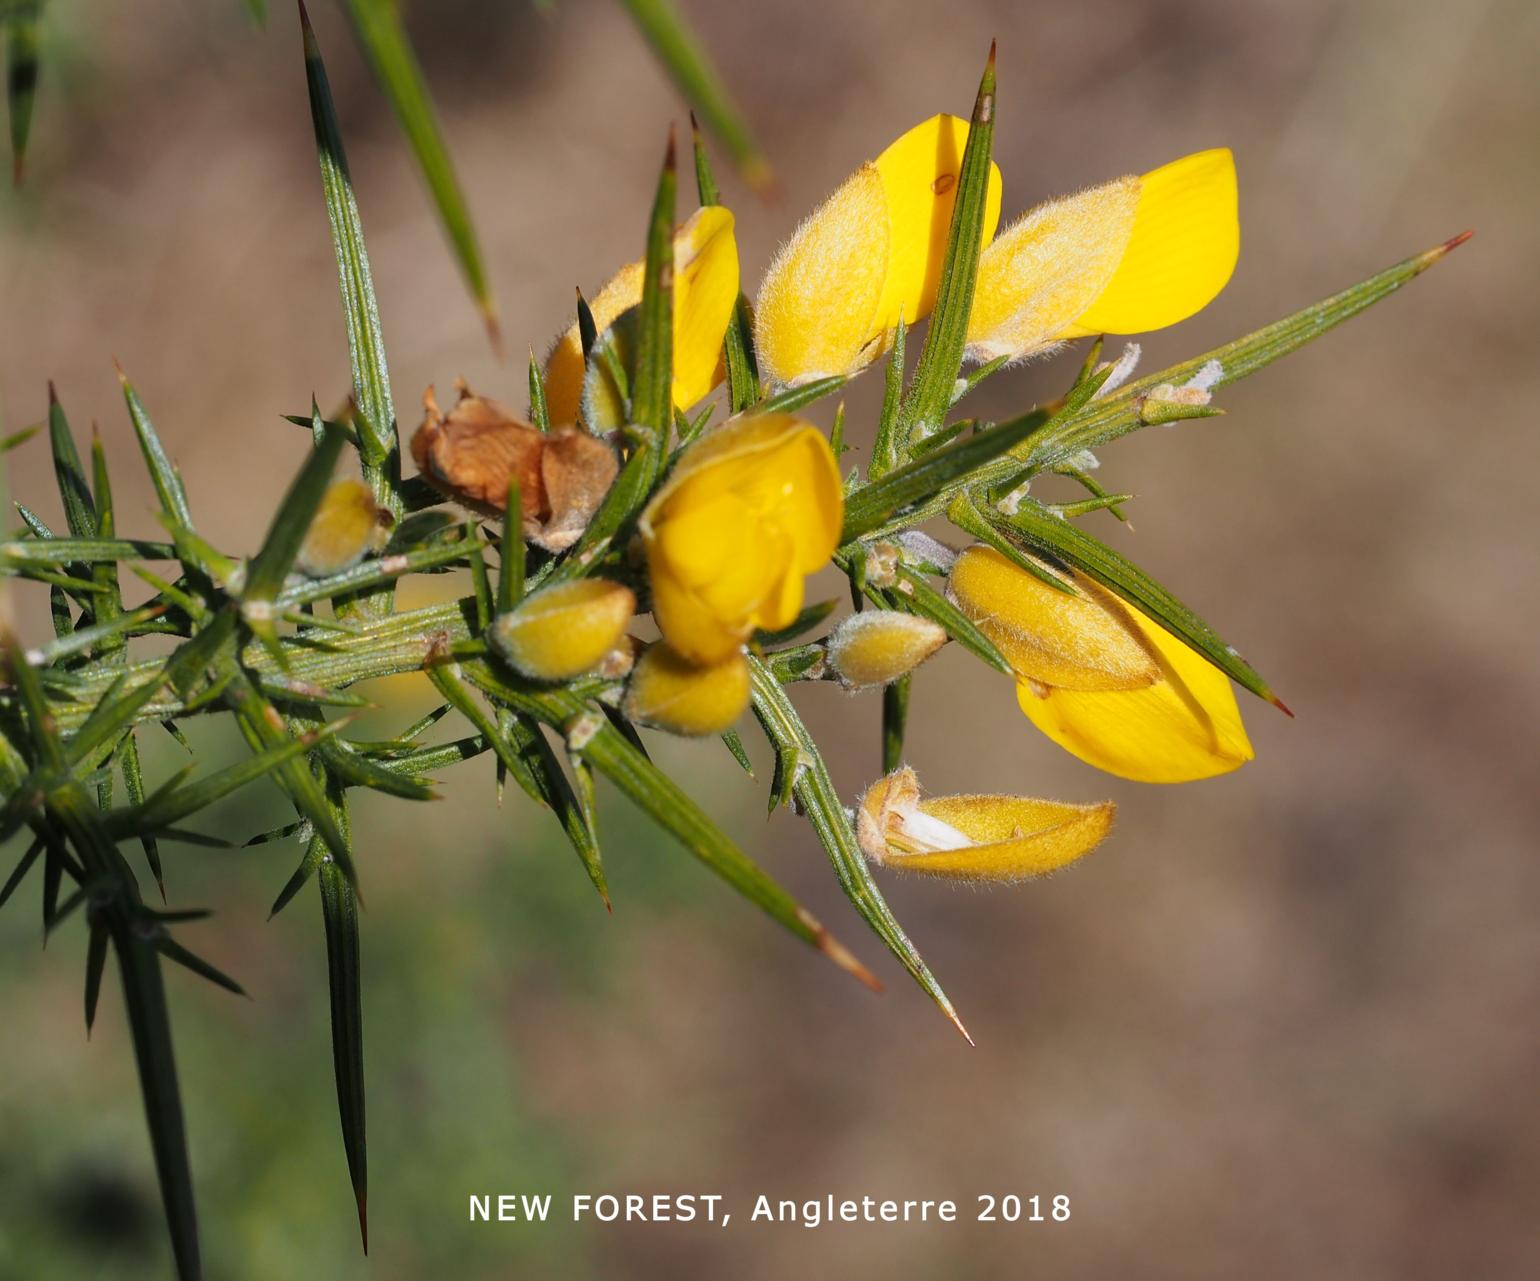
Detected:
left=411, top=381, right=619, bottom=552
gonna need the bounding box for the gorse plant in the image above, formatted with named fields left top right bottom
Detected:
left=0, top=12, right=1466, bottom=1280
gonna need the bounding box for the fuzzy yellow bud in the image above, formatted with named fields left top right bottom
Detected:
left=543, top=206, right=741, bottom=425
left=966, top=149, right=1238, bottom=364
left=640, top=413, right=842, bottom=666
left=947, top=545, right=1252, bottom=783
left=623, top=643, right=750, bottom=737
left=754, top=114, right=1004, bottom=386
left=826, top=610, right=947, bottom=688
left=855, top=767, right=1113, bottom=882
left=490, top=578, right=635, bottom=682
left=297, top=479, right=392, bottom=578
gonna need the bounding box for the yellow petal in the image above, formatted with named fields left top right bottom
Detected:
left=871, top=113, right=1004, bottom=332
left=755, top=115, right=1003, bottom=387
left=856, top=767, right=1112, bottom=883
left=544, top=206, right=741, bottom=424
left=641, top=413, right=841, bottom=663
left=624, top=643, right=750, bottom=737
left=966, top=148, right=1238, bottom=362
left=947, top=545, right=1158, bottom=692
left=1062, top=148, right=1239, bottom=338
left=673, top=207, right=741, bottom=408
left=966, top=177, right=1139, bottom=362
left=490, top=578, right=636, bottom=681
left=754, top=164, right=890, bottom=386
left=1015, top=604, right=1253, bottom=783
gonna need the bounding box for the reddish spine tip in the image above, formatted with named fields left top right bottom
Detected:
left=987, top=37, right=997, bottom=66
left=663, top=125, right=678, bottom=171
left=1270, top=694, right=1295, bottom=719
left=688, top=109, right=701, bottom=136
left=47, top=379, right=58, bottom=406
left=1443, top=229, right=1474, bottom=252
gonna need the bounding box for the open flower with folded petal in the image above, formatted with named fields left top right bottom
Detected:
left=543, top=205, right=741, bottom=425
left=639, top=413, right=841, bottom=665
left=856, top=766, right=1113, bottom=882
left=754, top=114, right=1004, bottom=387
left=947, top=545, right=1252, bottom=782
left=965, top=148, right=1238, bottom=364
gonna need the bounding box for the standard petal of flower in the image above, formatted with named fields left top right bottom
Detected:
left=544, top=206, right=740, bottom=424
left=754, top=164, right=889, bottom=386
left=1061, top=148, right=1239, bottom=339
left=965, top=177, right=1140, bottom=362
left=870, top=113, right=1004, bottom=332
left=947, top=545, right=1159, bottom=692
left=1014, top=604, right=1253, bottom=783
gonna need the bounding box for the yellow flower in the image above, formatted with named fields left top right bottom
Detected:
left=543, top=205, right=740, bottom=425
left=640, top=413, right=842, bottom=666
left=490, top=578, right=635, bottom=681
left=948, top=545, right=1252, bottom=782
left=966, top=149, right=1238, bottom=363
left=624, top=643, right=750, bottom=736
left=826, top=610, right=947, bottom=688
left=754, top=114, right=1004, bottom=387
left=856, top=767, right=1113, bottom=882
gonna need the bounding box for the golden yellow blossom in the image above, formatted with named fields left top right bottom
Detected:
left=826, top=610, right=947, bottom=688
left=948, top=545, right=1252, bottom=782
left=490, top=578, right=635, bottom=681
left=856, top=766, right=1113, bottom=882
left=543, top=205, right=740, bottom=425
left=640, top=413, right=842, bottom=665
left=754, top=114, right=1004, bottom=386
left=624, top=643, right=750, bottom=736
left=966, top=149, right=1238, bottom=363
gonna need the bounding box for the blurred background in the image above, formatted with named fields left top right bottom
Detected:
left=2, top=0, right=1538, bottom=1276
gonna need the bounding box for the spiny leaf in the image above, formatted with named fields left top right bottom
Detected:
left=299, top=1, right=400, bottom=509
left=463, top=662, right=875, bottom=985
left=690, top=113, right=758, bottom=411
left=1012, top=232, right=1475, bottom=478
left=317, top=830, right=367, bottom=1251
left=339, top=0, right=498, bottom=348
left=991, top=497, right=1287, bottom=711
left=156, top=936, right=248, bottom=999
left=748, top=657, right=969, bottom=1041
left=753, top=375, right=845, bottom=417
left=83, top=919, right=108, bottom=1033
left=840, top=366, right=1110, bottom=544
left=633, top=128, right=676, bottom=457
left=116, top=364, right=193, bottom=529
left=882, top=675, right=909, bottom=774
left=618, top=0, right=772, bottom=192
left=242, top=427, right=346, bottom=603
left=5, top=6, right=40, bottom=184
left=898, top=42, right=996, bottom=444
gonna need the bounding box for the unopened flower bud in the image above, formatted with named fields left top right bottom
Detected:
left=623, top=643, right=749, bottom=737
left=297, top=479, right=393, bottom=578
left=855, top=766, right=1113, bottom=883
left=826, top=611, right=946, bottom=688
left=491, top=578, right=635, bottom=681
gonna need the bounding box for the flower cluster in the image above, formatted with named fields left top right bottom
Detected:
left=416, top=84, right=1249, bottom=881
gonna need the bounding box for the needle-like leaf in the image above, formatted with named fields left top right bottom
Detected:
left=338, top=0, right=499, bottom=348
